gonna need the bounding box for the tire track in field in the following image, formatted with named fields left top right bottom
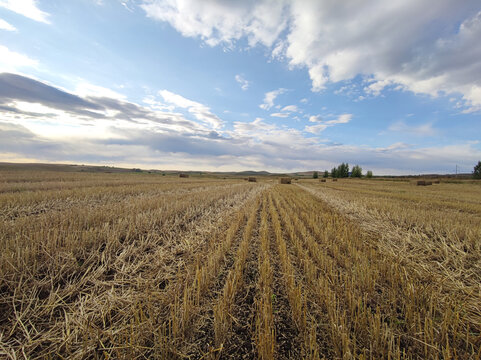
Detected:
left=210, top=195, right=264, bottom=359
left=264, top=192, right=302, bottom=359
left=182, top=194, right=263, bottom=358
left=270, top=186, right=338, bottom=358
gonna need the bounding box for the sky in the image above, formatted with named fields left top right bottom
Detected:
left=0, top=0, right=481, bottom=174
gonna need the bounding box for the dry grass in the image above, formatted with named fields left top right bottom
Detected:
left=1, top=171, right=480, bottom=359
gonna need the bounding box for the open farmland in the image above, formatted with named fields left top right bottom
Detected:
left=0, top=171, right=480, bottom=359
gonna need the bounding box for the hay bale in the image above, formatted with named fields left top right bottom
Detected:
left=320, top=179, right=326, bottom=182
left=417, top=180, right=432, bottom=186
left=280, top=177, right=291, bottom=184
left=179, top=173, right=189, bottom=178
left=332, top=178, right=338, bottom=182
left=248, top=177, right=257, bottom=182
left=433, top=180, right=440, bottom=184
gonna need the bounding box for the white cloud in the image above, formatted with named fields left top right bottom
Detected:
left=0, top=18, right=16, bottom=31
left=388, top=121, right=437, bottom=137
left=300, top=98, right=308, bottom=103
left=259, top=88, right=286, bottom=110
left=0, top=45, right=37, bottom=71
left=305, top=113, right=352, bottom=133
left=288, top=2, right=481, bottom=110
left=0, top=0, right=50, bottom=24
left=271, top=40, right=287, bottom=60
left=376, top=142, right=411, bottom=152
left=281, top=104, right=298, bottom=112
left=141, top=0, right=288, bottom=47
left=270, top=112, right=289, bottom=118
left=159, top=89, right=223, bottom=129
left=75, top=82, right=127, bottom=100
left=235, top=74, right=249, bottom=90
left=304, top=123, right=328, bottom=134
left=140, top=0, right=481, bottom=112
left=364, top=79, right=393, bottom=96
left=325, top=113, right=352, bottom=125
left=232, top=117, right=275, bottom=135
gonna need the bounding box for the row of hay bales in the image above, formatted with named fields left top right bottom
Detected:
left=417, top=179, right=440, bottom=186
left=244, top=177, right=292, bottom=184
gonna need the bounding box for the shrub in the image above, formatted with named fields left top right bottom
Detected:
left=313, top=171, right=319, bottom=179
left=366, top=170, right=373, bottom=178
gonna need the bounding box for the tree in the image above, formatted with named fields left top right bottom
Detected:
left=338, top=163, right=349, bottom=178
left=323, top=170, right=329, bottom=178
left=331, top=167, right=338, bottom=178
left=366, top=170, right=373, bottom=178
left=351, top=165, right=362, bottom=178
left=474, top=161, right=481, bottom=179
left=313, top=171, right=319, bottom=179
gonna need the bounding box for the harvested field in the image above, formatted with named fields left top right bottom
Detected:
left=1, top=172, right=480, bottom=359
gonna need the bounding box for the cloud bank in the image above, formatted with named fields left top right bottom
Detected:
left=0, top=0, right=50, bottom=24
left=1, top=72, right=480, bottom=174
left=141, top=0, right=481, bottom=112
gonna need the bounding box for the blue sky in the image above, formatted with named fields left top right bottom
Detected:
left=1, top=0, right=480, bottom=174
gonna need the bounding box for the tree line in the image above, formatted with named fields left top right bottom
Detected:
left=314, top=163, right=372, bottom=178
left=314, top=161, right=481, bottom=179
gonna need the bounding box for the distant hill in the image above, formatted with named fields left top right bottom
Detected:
left=233, top=170, right=271, bottom=176
left=0, top=162, right=474, bottom=178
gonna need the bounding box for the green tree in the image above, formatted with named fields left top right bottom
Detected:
left=474, top=161, right=481, bottom=179
left=351, top=165, right=362, bottom=178
left=331, top=167, right=338, bottom=178
left=338, top=163, right=349, bottom=178
left=366, top=170, right=373, bottom=178
left=323, top=170, right=329, bottom=178
left=313, top=171, right=319, bottom=179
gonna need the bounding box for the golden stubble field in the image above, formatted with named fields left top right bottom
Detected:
left=0, top=170, right=480, bottom=359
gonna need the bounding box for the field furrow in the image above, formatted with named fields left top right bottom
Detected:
left=214, top=197, right=262, bottom=359
left=254, top=194, right=276, bottom=360
left=265, top=193, right=302, bottom=359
